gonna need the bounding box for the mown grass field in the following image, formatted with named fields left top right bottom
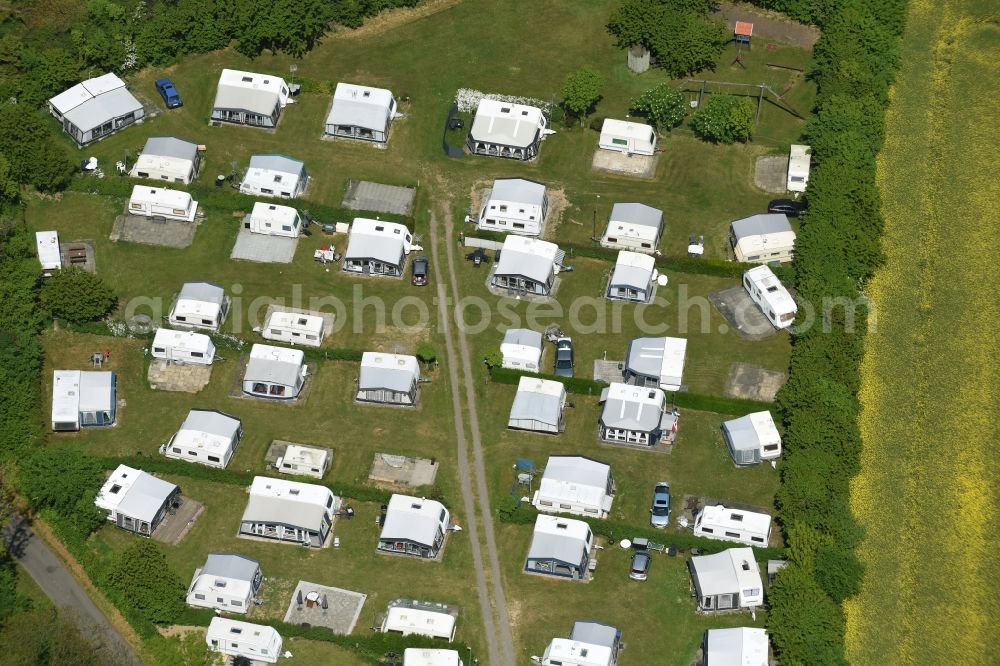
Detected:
left=28, top=1, right=814, bottom=663
left=845, top=0, right=999, bottom=662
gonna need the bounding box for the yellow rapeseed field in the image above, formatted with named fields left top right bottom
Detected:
left=846, top=0, right=1000, bottom=663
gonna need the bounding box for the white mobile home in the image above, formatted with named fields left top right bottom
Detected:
left=541, top=622, right=622, bottom=666
left=722, top=411, right=782, bottom=465
left=704, top=627, right=769, bottom=666
left=729, top=214, right=795, bottom=264
left=151, top=328, right=215, bottom=365
left=242, top=344, right=307, bottom=400
left=94, top=465, right=180, bottom=536
left=211, top=69, right=291, bottom=128
left=381, top=599, right=457, bottom=641
left=623, top=336, right=687, bottom=391
left=694, top=504, right=772, bottom=547
left=343, top=218, right=414, bottom=277
left=508, top=377, right=566, bottom=434
left=35, top=231, right=62, bottom=275
left=206, top=617, right=282, bottom=664
left=743, top=265, right=797, bottom=329
left=357, top=352, right=421, bottom=406
left=325, top=82, right=398, bottom=143
left=128, top=185, right=198, bottom=222
left=787, top=144, right=811, bottom=193
left=239, top=476, right=339, bottom=547
left=276, top=444, right=331, bottom=479
left=599, top=118, right=656, bottom=156
left=477, top=178, right=549, bottom=236
left=598, top=382, right=675, bottom=447
left=187, top=553, right=262, bottom=614
left=130, top=136, right=201, bottom=184
left=403, top=648, right=464, bottom=666
left=600, top=202, right=664, bottom=253
left=244, top=202, right=301, bottom=237
left=467, top=98, right=547, bottom=160
left=377, top=494, right=451, bottom=559
left=688, top=548, right=764, bottom=612
left=532, top=456, right=615, bottom=519
left=164, top=409, right=242, bottom=469
left=490, top=235, right=561, bottom=296
left=262, top=311, right=325, bottom=348
left=239, top=154, right=308, bottom=199
left=500, top=328, right=543, bottom=372
left=51, top=370, right=116, bottom=431
left=48, top=73, right=144, bottom=146
left=606, top=251, right=656, bottom=303
left=525, top=514, right=593, bottom=580
left=169, top=282, right=229, bottom=332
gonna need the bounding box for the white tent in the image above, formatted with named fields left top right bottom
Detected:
left=94, top=465, right=179, bottom=535
left=467, top=98, right=547, bottom=160
left=500, top=328, right=543, bottom=371
left=48, top=73, right=144, bottom=146
left=128, top=185, right=198, bottom=222
left=342, top=218, right=415, bottom=277
left=599, top=119, right=657, bottom=156
left=151, top=328, right=215, bottom=365
left=242, top=344, right=306, bottom=399
left=325, top=82, right=397, bottom=143
left=35, top=231, right=62, bottom=274
left=239, top=476, right=338, bottom=547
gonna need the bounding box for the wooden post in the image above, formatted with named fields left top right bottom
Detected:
left=756, top=84, right=764, bottom=124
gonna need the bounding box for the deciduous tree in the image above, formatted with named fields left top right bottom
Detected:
left=40, top=268, right=117, bottom=323
left=690, top=94, right=755, bottom=143
left=562, top=67, right=604, bottom=123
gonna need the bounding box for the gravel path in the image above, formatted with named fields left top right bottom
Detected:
left=428, top=206, right=515, bottom=666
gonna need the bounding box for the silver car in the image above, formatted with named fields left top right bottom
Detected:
left=629, top=551, right=651, bottom=581
left=649, top=482, right=671, bottom=528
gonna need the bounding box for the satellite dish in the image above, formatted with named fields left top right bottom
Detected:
left=619, top=539, right=632, bottom=549
left=656, top=274, right=669, bottom=287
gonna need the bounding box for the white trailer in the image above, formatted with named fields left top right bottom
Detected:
left=743, top=265, right=797, bottom=329
left=261, top=310, right=325, bottom=347
left=787, top=144, right=811, bottom=193
left=150, top=328, right=215, bottom=365
left=35, top=231, right=62, bottom=275
left=244, top=202, right=301, bottom=237
left=693, top=504, right=772, bottom=547
left=128, top=185, right=198, bottom=222
left=599, top=119, right=657, bottom=156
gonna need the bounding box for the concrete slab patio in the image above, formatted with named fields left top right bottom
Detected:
left=283, top=581, right=366, bottom=634
left=147, top=359, right=213, bottom=393
left=110, top=214, right=197, bottom=248
left=342, top=180, right=416, bottom=216
left=754, top=155, right=789, bottom=194
left=368, top=453, right=439, bottom=487
left=231, top=229, right=299, bottom=263
left=724, top=362, right=786, bottom=402
left=709, top=286, right=779, bottom=340
left=591, top=149, right=659, bottom=179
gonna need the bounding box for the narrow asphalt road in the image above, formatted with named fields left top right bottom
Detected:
left=16, top=523, right=142, bottom=665
left=428, top=208, right=513, bottom=666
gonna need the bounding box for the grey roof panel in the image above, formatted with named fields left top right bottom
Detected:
left=490, top=178, right=546, bottom=207
left=610, top=203, right=663, bottom=229
left=117, top=473, right=177, bottom=523
left=213, top=85, right=279, bottom=116
left=64, top=86, right=143, bottom=132
left=142, top=137, right=199, bottom=161
left=608, top=262, right=653, bottom=291
left=502, top=328, right=543, bottom=348
left=178, top=282, right=226, bottom=305
left=570, top=621, right=619, bottom=649
left=730, top=214, right=792, bottom=240
left=527, top=531, right=586, bottom=566
left=509, top=391, right=562, bottom=427
left=343, top=233, right=404, bottom=266
left=543, top=457, right=610, bottom=489
left=359, top=366, right=415, bottom=393
left=241, top=493, right=328, bottom=531
left=181, top=410, right=241, bottom=439
left=244, top=357, right=301, bottom=387
left=202, top=553, right=260, bottom=582
left=248, top=154, right=305, bottom=176
left=600, top=396, right=661, bottom=431
left=722, top=415, right=760, bottom=452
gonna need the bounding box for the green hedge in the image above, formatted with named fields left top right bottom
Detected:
left=274, top=621, right=468, bottom=658
left=761, top=0, right=908, bottom=663
left=488, top=367, right=772, bottom=416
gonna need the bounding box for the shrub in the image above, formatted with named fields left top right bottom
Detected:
left=631, top=84, right=688, bottom=132
left=107, top=540, right=185, bottom=625
left=690, top=94, right=755, bottom=144
left=40, top=268, right=117, bottom=323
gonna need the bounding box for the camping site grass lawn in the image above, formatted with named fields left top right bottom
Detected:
left=455, top=255, right=792, bottom=396
left=30, top=1, right=811, bottom=662
left=845, top=0, right=999, bottom=663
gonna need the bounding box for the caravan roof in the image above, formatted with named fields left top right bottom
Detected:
left=731, top=214, right=792, bottom=240
left=64, top=87, right=142, bottom=132
left=509, top=377, right=565, bottom=428
left=96, top=465, right=177, bottom=524
left=528, top=514, right=591, bottom=564
left=599, top=382, right=666, bottom=431
left=382, top=601, right=456, bottom=640
left=402, top=648, right=463, bottom=666
left=282, top=445, right=330, bottom=469
left=52, top=370, right=81, bottom=425
left=247, top=154, right=305, bottom=177
left=241, top=476, right=334, bottom=531
left=609, top=251, right=655, bottom=290
left=744, top=265, right=797, bottom=317
left=245, top=344, right=304, bottom=387
left=172, top=409, right=240, bottom=456
left=602, top=118, right=653, bottom=140
left=214, top=69, right=288, bottom=114
left=359, top=352, right=419, bottom=392
left=470, top=99, right=545, bottom=148
left=495, top=235, right=559, bottom=283
left=327, top=82, right=395, bottom=131
left=380, top=494, right=449, bottom=547
left=691, top=548, right=763, bottom=600
left=722, top=411, right=781, bottom=453
left=35, top=231, right=61, bottom=271
left=610, top=202, right=663, bottom=230
left=130, top=185, right=194, bottom=209
left=625, top=336, right=687, bottom=390
left=705, top=627, right=769, bottom=666
left=536, top=456, right=613, bottom=513
left=153, top=328, right=214, bottom=355
left=50, top=73, right=127, bottom=114
left=140, top=136, right=199, bottom=161
left=489, top=178, right=546, bottom=207
left=265, top=311, right=325, bottom=336
left=207, top=617, right=282, bottom=654
left=191, top=553, right=260, bottom=602
left=697, top=505, right=772, bottom=538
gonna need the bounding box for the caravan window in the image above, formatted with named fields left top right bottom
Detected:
left=612, top=138, right=628, bottom=146
left=130, top=203, right=142, bottom=210
left=261, top=188, right=273, bottom=195
left=326, top=496, right=334, bottom=509
left=191, top=352, right=204, bottom=358
left=725, top=531, right=741, bottom=538
left=270, top=329, right=282, bottom=335
left=208, top=455, right=220, bottom=463
left=175, top=315, right=187, bottom=321
left=137, top=172, right=149, bottom=178
left=641, top=242, right=652, bottom=248
left=154, top=347, right=165, bottom=354
left=201, top=319, right=212, bottom=325
left=751, top=536, right=765, bottom=543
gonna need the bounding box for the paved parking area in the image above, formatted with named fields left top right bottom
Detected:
left=709, top=286, right=778, bottom=340
left=724, top=362, right=786, bottom=402
left=152, top=497, right=203, bottom=545
left=110, top=214, right=197, bottom=248
left=283, top=581, right=366, bottom=634
left=368, top=453, right=439, bottom=487
left=231, top=229, right=299, bottom=263
left=342, top=180, right=416, bottom=216
left=592, top=149, right=658, bottom=178
left=754, top=155, right=789, bottom=193
left=147, top=359, right=212, bottom=393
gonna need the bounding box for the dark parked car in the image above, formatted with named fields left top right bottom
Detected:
left=155, top=79, right=182, bottom=108
left=767, top=198, right=807, bottom=217
left=465, top=248, right=490, bottom=266
left=649, top=482, right=671, bottom=528
left=629, top=550, right=651, bottom=581
left=411, top=256, right=429, bottom=286
left=553, top=337, right=574, bottom=378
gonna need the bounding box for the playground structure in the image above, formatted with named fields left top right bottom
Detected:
left=683, top=78, right=806, bottom=122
